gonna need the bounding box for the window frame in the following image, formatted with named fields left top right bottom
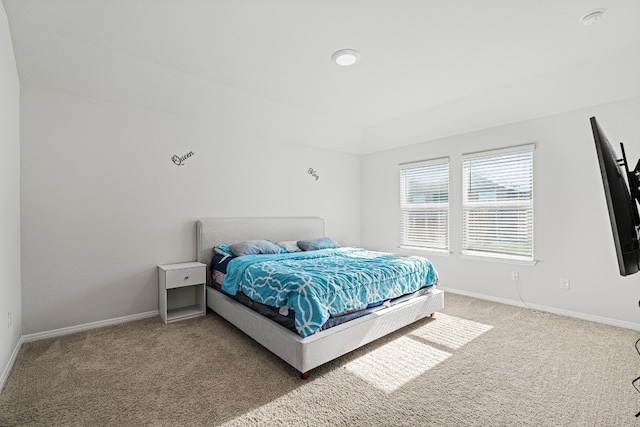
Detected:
left=461, top=144, right=535, bottom=263
left=399, top=157, right=450, bottom=253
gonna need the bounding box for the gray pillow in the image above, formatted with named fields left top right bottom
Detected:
left=296, top=237, right=340, bottom=251
left=277, top=240, right=301, bottom=253
left=229, top=240, right=282, bottom=256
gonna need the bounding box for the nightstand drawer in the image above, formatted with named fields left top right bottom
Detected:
left=164, top=267, right=206, bottom=289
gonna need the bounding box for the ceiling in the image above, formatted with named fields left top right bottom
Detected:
left=3, top=0, right=640, bottom=154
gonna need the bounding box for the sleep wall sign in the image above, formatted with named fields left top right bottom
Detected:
left=171, top=151, right=194, bottom=166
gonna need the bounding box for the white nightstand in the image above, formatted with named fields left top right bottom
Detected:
left=158, top=262, right=206, bottom=324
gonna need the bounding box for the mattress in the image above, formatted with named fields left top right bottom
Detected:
left=208, top=282, right=434, bottom=334
left=211, top=247, right=439, bottom=337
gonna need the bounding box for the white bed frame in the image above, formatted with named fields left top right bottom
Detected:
left=196, top=217, right=444, bottom=378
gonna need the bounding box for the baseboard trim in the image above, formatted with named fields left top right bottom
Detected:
left=22, top=310, right=160, bottom=343
left=440, top=286, right=640, bottom=331
left=0, top=335, right=23, bottom=394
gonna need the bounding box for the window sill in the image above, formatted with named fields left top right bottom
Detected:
left=461, top=251, right=537, bottom=266
left=398, top=246, right=452, bottom=258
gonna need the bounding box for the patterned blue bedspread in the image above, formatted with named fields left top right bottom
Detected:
left=221, top=248, right=438, bottom=337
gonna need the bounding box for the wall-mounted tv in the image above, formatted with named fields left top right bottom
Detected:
left=590, top=116, right=640, bottom=276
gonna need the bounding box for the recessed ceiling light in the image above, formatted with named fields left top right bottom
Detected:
left=331, top=49, right=360, bottom=66
left=579, top=8, right=605, bottom=26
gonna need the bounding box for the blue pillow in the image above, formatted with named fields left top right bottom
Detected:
left=214, top=245, right=234, bottom=257
left=296, top=237, right=340, bottom=251
left=229, top=240, right=282, bottom=256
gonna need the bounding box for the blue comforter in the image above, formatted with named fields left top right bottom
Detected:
left=221, top=248, right=438, bottom=337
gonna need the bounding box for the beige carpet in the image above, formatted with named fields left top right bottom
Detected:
left=1, top=292, right=639, bottom=426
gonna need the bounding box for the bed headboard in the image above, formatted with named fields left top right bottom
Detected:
left=196, top=217, right=325, bottom=282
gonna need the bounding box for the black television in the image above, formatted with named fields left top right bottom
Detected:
left=590, top=116, right=640, bottom=276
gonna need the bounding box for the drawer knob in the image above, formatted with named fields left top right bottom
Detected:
left=184, top=276, right=189, bottom=280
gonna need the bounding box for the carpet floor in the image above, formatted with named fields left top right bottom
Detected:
left=1, top=292, right=639, bottom=426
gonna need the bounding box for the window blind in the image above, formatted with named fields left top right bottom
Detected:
left=462, top=144, right=534, bottom=260
left=399, top=158, right=449, bottom=251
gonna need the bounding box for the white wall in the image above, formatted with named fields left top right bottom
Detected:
left=20, top=87, right=361, bottom=335
left=0, top=1, right=21, bottom=388
left=362, top=96, right=640, bottom=328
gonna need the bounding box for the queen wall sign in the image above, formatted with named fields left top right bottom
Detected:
left=172, top=151, right=194, bottom=166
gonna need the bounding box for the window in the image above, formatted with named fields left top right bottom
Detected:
left=399, top=158, right=449, bottom=251
left=462, top=144, right=534, bottom=261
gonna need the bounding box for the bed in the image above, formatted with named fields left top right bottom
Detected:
left=196, top=217, right=444, bottom=378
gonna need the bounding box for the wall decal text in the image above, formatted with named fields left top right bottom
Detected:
left=308, top=167, right=319, bottom=181
left=172, top=151, right=195, bottom=166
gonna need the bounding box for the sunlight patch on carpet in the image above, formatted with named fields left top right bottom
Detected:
left=410, top=313, right=493, bottom=350
left=345, top=336, right=451, bottom=393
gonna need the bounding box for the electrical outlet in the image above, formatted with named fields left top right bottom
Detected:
left=511, top=271, right=519, bottom=281
left=560, top=278, right=570, bottom=290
